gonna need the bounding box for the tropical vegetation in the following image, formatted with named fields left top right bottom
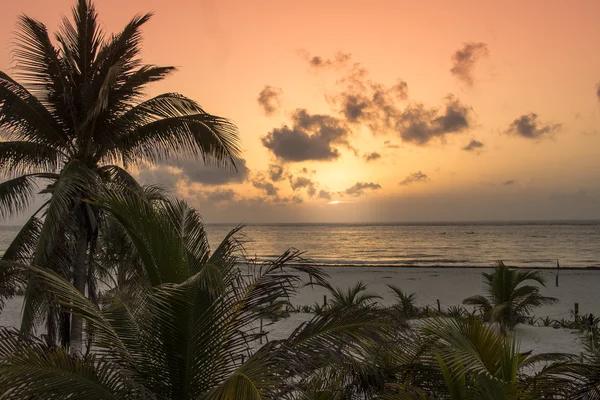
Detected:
left=463, top=261, right=558, bottom=332
left=1, top=1, right=600, bottom=399
left=0, top=0, right=241, bottom=351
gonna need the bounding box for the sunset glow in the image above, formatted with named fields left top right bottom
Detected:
left=2, top=0, right=600, bottom=223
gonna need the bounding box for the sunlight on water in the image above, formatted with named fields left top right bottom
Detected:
left=2, top=222, right=599, bottom=268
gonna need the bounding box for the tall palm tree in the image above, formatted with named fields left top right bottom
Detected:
left=0, top=189, right=391, bottom=399
left=0, top=0, right=241, bottom=350
left=463, top=261, right=558, bottom=332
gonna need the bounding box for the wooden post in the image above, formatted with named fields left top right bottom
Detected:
left=259, top=318, right=263, bottom=344
left=555, top=260, right=560, bottom=287
left=437, top=299, right=441, bottom=313
left=241, top=354, right=245, bottom=364
left=574, top=303, right=579, bottom=317
left=590, top=314, right=595, bottom=352
left=323, top=295, right=327, bottom=307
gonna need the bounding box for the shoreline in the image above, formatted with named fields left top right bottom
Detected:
left=276, top=262, right=600, bottom=271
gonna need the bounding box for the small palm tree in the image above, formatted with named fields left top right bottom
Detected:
left=374, top=317, right=578, bottom=399
left=388, top=285, right=419, bottom=318
left=328, top=281, right=382, bottom=309
left=0, top=0, right=241, bottom=350
left=463, top=261, right=558, bottom=332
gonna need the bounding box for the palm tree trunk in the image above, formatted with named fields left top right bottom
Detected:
left=70, top=224, right=88, bottom=354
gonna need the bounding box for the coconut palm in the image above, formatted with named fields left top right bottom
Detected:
left=462, top=261, right=558, bottom=332
left=0, top=189, right=391, bottom=399
left=0, top=0, right=241, bottom=350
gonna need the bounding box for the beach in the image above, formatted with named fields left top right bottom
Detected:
left=2, top=266, right=597, bottom=356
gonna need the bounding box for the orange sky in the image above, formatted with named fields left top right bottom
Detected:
left=2, top=0, right=600, bottom=223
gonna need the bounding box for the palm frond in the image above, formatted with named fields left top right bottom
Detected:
left=12, top=15, right=73, bottom=132
left=0, top=141, right=63, bottom=176
left=0, top=327, right=125, bottom=399
left=0, top=174, right=56, bottom=220
left=105, top=93, right=242, bottom=168
left=0, top=72, right=64, bottom=147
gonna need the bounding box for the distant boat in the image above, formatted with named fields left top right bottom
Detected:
left=465, top=231, right=475, bottom=234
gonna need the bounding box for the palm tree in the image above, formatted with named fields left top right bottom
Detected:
left=463, top=261, right=558, bottom=332
left=0, top=0, right=241, bottom=350
left=0, top=189, right=391, bottom=399
left=328, top=281, right=382, bottom=309
left=370, top=317, right=578, bottom=400
left=388, top=285, right=419, bottom=318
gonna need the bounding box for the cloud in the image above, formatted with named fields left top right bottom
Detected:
left=363, top=152, right=381, bottom=162
left=318, top=190, right=332, bottom=200
left=462, top=139, right=484, bottom=152
left=267, top=164, right=287, bottom=181
left=290, top=176, right=317, bottom=197
left=292, top=194, right=304, bottom=203
left=251, top=177, right=278, bottom=196
left=202, top=188, right=236, bottom=203
left=343, top=182, right=382, bottom=197
left=503, top=180, right=516, bottom=186
left=328, top=62, right=408, bottom=134
left=384, top=140, right=400, bottom=149
left=399, top=171, right=429, bottom=185
left=262, top=109, right=350, bottom=162
left=505, top=113, right=561, bottom=139
left=303, top=51, right=352, bottom=69
left=397, top=96, right=472, bottom=145
left=257, top=86, right=283, bottom=116
left=596, top=82, right=600, bottom=101
left=179, top=159, right=249, bottom=185
left=137, top=158, right=249, bottom=189
left=450, top=42, right=489, bottom=86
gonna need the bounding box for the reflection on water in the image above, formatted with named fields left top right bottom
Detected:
left=2, top=221, right=599, bottom=268
left=201, top=222, right=600, bottom=268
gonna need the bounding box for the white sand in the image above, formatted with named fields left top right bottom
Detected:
left=1, top=267, right=597, bottom=356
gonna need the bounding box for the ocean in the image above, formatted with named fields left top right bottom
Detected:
left=2, top=221, right=598, bottom=268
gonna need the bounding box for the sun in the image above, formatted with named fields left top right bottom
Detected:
left=327, top=200, right=342, bottom=205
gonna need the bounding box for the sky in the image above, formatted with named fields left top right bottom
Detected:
left=2, top=0, right=600, bottom=223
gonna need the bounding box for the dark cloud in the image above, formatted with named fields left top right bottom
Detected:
left=262, top=109, right=349, bottom=162
left=363, top=152, right=381, bottom=162
left=343, top=182, right=382, bottom=197
left=305, top=51, right=352, bottom=69
left=330, top=63, right=408, bottom=134
left=384, top=140, right=400, bottom=149
left=267, top=164, right=287, bottom=181
left=292, top=194, right=304, bottom=203
left=290, top=176, right=317, bottom=197
left=503, top=180, right=516, bottom=186
left=399, top=171, right=429, bottom=185
left=137, top=166, right=181, bottom=190
left=137, top=158, right=249, bottom=188
left=505, top=113, right=561, bottom=140
left=251, top=177, right=278, bottom=196
left=397, top=96, right=472, bottom=145
left=318, top=190, right=332, bottom=200
left=450, top=42, right=489, bottom=86
left=257, top=86, right=283, bottom=116
left=202, top=188, right=236, bottom=203
left=462, top=139, right=484, bottom=152
left=315, top=52, right=472, bottom=146
left=181, top=159, right=249, bottom=185
left=596, top=82, right=600, bottom=101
